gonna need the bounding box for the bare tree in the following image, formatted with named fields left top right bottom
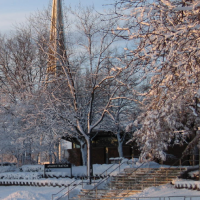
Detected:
left=29, top=5, right=134, bottom=176
left=0, top=27, right=47, bottom=165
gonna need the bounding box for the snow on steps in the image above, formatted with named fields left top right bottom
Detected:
left=71, top=167, right=187, bottom=200
left=173, top=179, right=200, bottom=191
left=0, top=171, right=73, bottom=187
left=0, top=172, right=71, bottom=179
left=75, top=189, right=141, bottom=200
left=0, top=178, right=77, bottom=187
left=109, top=167, right=186, bottom=190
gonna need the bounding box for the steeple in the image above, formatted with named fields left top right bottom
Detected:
left=48, top=0, right=69, bottom=75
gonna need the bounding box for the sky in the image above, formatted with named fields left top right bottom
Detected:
left=0, top=0, right=112, bottom=34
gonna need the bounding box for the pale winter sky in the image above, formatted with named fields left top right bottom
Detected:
left=0, top=0, right=112, bottom=34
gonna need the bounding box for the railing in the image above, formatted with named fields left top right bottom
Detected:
left=84, top=158, right=183, bottom=199
left=52, top=178, right=80, bottom=200
left=144, top=154, right=200, bottom=189
left=93, top=160, right=144, bottom=190
left=180, top=159, right=199, bottom=168
left=107, top=163, right=157, bottom=198
left=52, top=161, right=130, bottom=200
left=88, top=161, right=145, bottom=200
left=131, top=157, right=196, bottom=194
left=52, top=177, right=103, bottom=200
left=94, top=162, right=121, bottom=178
left=84, top=155, right=200, bottom=199
left=71, top=196, right=200, bottom=200
left=52, top=154, right=200, bottom=200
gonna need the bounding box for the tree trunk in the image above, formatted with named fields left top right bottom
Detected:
left=21, top=152, right=25, bottom=165
left=118, top=142, right=124, bottom=158
left=54, top=142, right=59, bottom=163
left=86, top=137, right=91, bottom=178
left=25, top=141, right=32, bottom=164
left=80, top=140, right=87, bottom=166
left=117, top=133, right=124, bottom=157
left=49, top=148, right=52, bottom=164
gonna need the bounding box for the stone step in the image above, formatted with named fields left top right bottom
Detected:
left=80, top=190, right=109, bottom=196
left=81, top=189, right=107, bottom=193
left=71, top=167, right=187, bottom=200
left=109, top=181, right=171, bottom=188
left=112, top=181, right=169, bottom=187
left=79, top=188, right=142, bottom=199
left=121, top=177, right=176, bottom=181
left=102, top=189, right=141, bottom=197
left=113, top=181, right=170, bottom=186
left=113, top=175, right=177, bottom=180
left=114, top=185, right=162, bottom=190
left=113, top=175, right=180, bottom=181
left=124, top=172, right=181, bottom=177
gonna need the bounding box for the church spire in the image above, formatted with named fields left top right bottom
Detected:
left=48, top=0, right=68, bottom=75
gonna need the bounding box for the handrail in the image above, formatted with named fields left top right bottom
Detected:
left=150, top=153, right=199, bottom=178
left=180, top=159, right=199, bottom=167
left=56, top=160, right=140, bottom=200
left=52, top=162, right=122, bottom=199
left=71, top=195, right=200, bottom=200
left=132, top=155, right=199, bottom=195
left=80, top=161, right=155, bottom=199
left=106, top=162, right=152, bottom=198
left=56, top=181, right=83, bottom=200
left=52, top=178, right=80, bottom=200
left=53, top=153, right=199, bottom=200
left=91, top=161, right=145, bottom=191
left=52, top=161, right=128, bottom=200
left=95, top=163, right=119, bottom=177
left=88, top=154, right=199, bottom=199
left=55, top=178, right=102, bottom=200
left=114, top=155, right=200, bottom=198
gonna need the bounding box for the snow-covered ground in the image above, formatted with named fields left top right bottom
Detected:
left=129, top=184, right=200, bottom=199
left=0, top=186, right=59, bottom=200
left=0, top=183, right=200, bottom=200
left=0, top=160, right=199, bottom=200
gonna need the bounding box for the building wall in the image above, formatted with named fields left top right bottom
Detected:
left=65, top=146, right=132, bottom=166
left=91, top=147, right=105, bottom=164
left=65, top=144, right=198, bottom=166
left=65, top=148, right=82, bottom=166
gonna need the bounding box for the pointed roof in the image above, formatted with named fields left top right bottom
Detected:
left=47, top=0, right=69, bottom=75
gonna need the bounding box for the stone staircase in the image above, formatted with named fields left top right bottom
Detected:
left=70, top=167, right=186, bottom=200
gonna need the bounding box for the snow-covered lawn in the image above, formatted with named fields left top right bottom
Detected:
left=129, top=184, right=200, bottom=199
left=0, top=186, right=59, bottom=200
left=0, top=184, right=200, bottom=200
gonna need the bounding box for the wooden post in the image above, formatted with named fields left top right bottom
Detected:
left=105, top=147, right=108, bottom=164
left=71, top=165, right=72, bottom=178
left=43, top=165, right=45, bottom=178
left=90, top=135, right=93, bottom=184
left=199, top=137, right=200, bottom=181
left=199, top=147, right=200, bottom=181
left=132, top=143, right=134, bottom=168
left=197, top=129, right=200, bottom=181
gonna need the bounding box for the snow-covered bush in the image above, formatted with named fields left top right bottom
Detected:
left=19, top=165, right=44, bottom=172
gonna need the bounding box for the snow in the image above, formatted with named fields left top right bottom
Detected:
left=128, top=184, right=200, bottom=199
left=0, top=182, right=200, bottom=200
left=173, top=179, right=200, bottom=190
left=0, top=186, right=60, bottom=200
left=0, top=161, right=199, bottom=199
